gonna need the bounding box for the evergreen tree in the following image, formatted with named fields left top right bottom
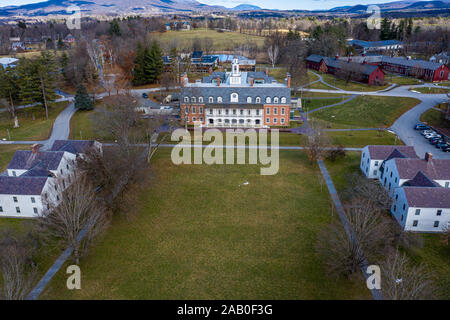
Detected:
left=147, top=41, right=164, bottom=83
left=0, top=66, right=20, bottom=116
left=74, top=83, right=93, bottom=110
left=406, top=18, right=413, bottom=38
left=380, top=18, right=391, bottom=40
left=109, top=19, right=121, bottom=37
left=133, top=42, right=146, bottom=86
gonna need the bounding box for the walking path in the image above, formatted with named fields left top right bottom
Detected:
left=317, top=160, right=383, bottom=300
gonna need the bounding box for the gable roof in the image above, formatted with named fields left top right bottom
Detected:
left=306, top=54, right=325, bottom=63
left=403, top=187, right=450, bottom=208
left=393, top=158, right=450, bottom=180
left=0, top=176, right=48, bottom=195
left=324, top=57, right=382, bottom=76
left=403, top=171, right=439, bottom=187
left=381, top=56, right=446, bottom=71
left=50, top=140, right=96, bottom=155
left=348, top=39, right=402, bottom=48
left=367, top=145, right=418, bottom=160
left=7, top=150, right=65, bottom=171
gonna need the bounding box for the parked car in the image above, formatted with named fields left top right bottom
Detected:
left=430, top=138, right=443, bottom=145
left=415, top=124, right=430, bottom=130
left=142, top=93, right=148, bottom=99
left=421, top=130, right=434, bottom=136
left=441, top=145, right=450, bottom=152
left=436, top=142, right=449, bottom=149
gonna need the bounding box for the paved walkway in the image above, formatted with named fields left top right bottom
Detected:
left=317, top=160, right=382, bottom=300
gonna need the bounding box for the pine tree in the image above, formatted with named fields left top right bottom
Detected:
left=109, top=19, right=121, bottom=37
left=0, top=66, right=19, bottom=116
left=133, top=42, right=146, bottom=86
left=149, top=41, right=164, bottom=83
left=74, top=83, right=93, bottom=110
left=380, top=18, right=391, bottom=40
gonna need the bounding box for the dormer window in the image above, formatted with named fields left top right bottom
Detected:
left=209, top=96, right=214, bottom=103
left=274, top=97, right=279, bottom=103
left=231, top=93, right=239, bottom=103
left=184, top=97, right=189, bottom=103
left=191, top=97, right=196, bottom=103
left=247, top=97, right=252, bottom=103
left=199, top=97, right=204, bottom=103
left=217, top=96, right=223, bottom=103
left=281, top=97, right=287, bottom=103
left=255, top=97, right=261, bottom=103
left=266, top=97, right=271, bottom=104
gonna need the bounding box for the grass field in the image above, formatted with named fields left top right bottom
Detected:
left=386, top=75, right=422, bottom=85
left=305, top=81, right=335, bottom=90
left=299, top=91, right=350, bottom=98
left=0, top=144, right=30, bottom=172
left=0, top=101, right=70, bottom=141
left=412, top=87, right=450, bottom=94
left=319, top=73, right=391, bottom=92
left=69, top=109, right=97, bottom=141
left=420, top=108, right=448, bottom=128
left=302, top=98, right=343, bottom=111
left=154, top=28, right=265, bottom=51
left=41, top=149, right=370, bottom=299
left=310, top=96, right=420, bottom=129
left=328, top=130, right=403, bottom=147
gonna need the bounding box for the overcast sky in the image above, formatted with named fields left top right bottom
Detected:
left=0, top=0, right=422, bottom=10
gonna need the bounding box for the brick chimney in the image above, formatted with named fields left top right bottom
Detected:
left=425, top=152, right=432, bottom=162
left=286, top=73, right=291, bottom=88
left=265, top=68, right=269, bottom=76
left=31, top=144, right=40, bottom=154
left=250, top=77, right=254, bottom=87
left=216, top=76, right=220, bottom=87
left=335, top=53, right=339, bottom=60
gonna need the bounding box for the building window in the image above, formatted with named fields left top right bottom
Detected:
left=13, top=196, right=18, bottom=202
left=373, top=170, right=377, bottom=175
left=401, top=215, right=404, bottom=221
left=192, top=107, right=196, bottom=113
left=33, top=208, right=38, bottom=214
left=434, top=221, right=440, bottom=228
left=274, top=97, right=279, bottom=103
left=437, top=210, right=442, bottom=216
left=31, top=197, right=35, bottom=203
left=192, top=117, right=196, bottom=122
left=266, top=107, right=270, bottom=114
left=0, top=206, right=2, bottom=212
left=200, top=117, right=203, bottom=122
left=208, top=109, right=213, bottom=115
left=375, top=161, right=379, bottom=166
left=184, top=97, right=189, bottom=102
left=16, top=207, right=20, bottom=213
left=413, top=220, right=418, bottom=227
left=256, top=97, right=261, bottom=103
left=247, top=97, right=252, bottom=103
left=199, top=97, right=203, bottom=103
left=266, top=118, right=270, bottom=123
left=393, top=205, right=396, bottom=211
left=395, top=194, right=398, bottom=200
left=191, top=97, right=196, bottom=103
left=247, top=110, right=251, bottom=115
left=232, top=109, right=236, bottom=115
left=281, top=97, right=286, bottom=103
left=415, top=209, right=420, bottom=215
left=240, top=109, right=243, bottom=115
left=218, top=109, right=222, bottom=115
left=266, top=97, right=271, bottom=104
left=209, top=97, right=214, bottom=103
left=281, top=108, right=285, bottom=115
left=274, top=108, right=278, bottom=115
left=217, top=97, right=223, bottom=103
left=256, top=110, right=260, bottom=115
left=66, top=164, right=69, bottom=170
left=185, top=108, right=189, bottom=114
left=231, top=93, right=239, bottom=103
left=274, top=118, right=277, bottom=124
left=12, top=171, right=16, bottom=176
left=402, top=203, right=405, bottom=210
left=281, top=118, right=285, bottom=124
left=199, top=107, right=203, bottom=113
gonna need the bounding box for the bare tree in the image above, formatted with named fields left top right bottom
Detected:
left=267, top=44, right=279, bottom=68
left=0, top=228, right=38, bottom=300
left=381, top=250, right=436, bottom=300
left=37, top=175, right=109, bottom=264
left=317, top=199, right=390, bottom=278
left=303, top=122, right=331, bottom=164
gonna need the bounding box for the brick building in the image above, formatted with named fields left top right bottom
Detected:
left=180, top=59, right=291, bottom=128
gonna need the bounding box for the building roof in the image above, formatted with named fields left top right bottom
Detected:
left=348, top=39, right=403, bottom=48
left=367, top=145, right=418, bottom=160
left=403, top=171, right=439, bottom=187
left=7, top=150, right=65, bottom=171
left=306, top=54, right=325, bottom=63
left=0, top=57, right=19, bottom=66
left=50, top=140, right=96, bottom=155
left=0, top=176, right=48, bottom=195
left=393, top=158, right=450, bottom=180
left=192, top=51, right=203, bottom=59
left=381, top=56, right=446, bottom=71
left=403, top=187, right=450, bottom=208
left=324, top=57, right=382, bottom=76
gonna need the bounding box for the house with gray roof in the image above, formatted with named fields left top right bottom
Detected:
left=180, top=58, right=292, bottom=128
left=0, top=142, right=96, bottom=218
left=380, top=56, right=448, bottom=81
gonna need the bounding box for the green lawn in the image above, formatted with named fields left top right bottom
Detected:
left=299, top=91, right=350, bottom=98
left=69, top=109, right=97, bottom=140
left=420, top=108, right=448, bottom=128
left=310, top=96, right=420, bottom=129
left=155, top=28, right=265, bottom=51
left=0, top=144, right=30, bottom=172
left=41, top=149, right=371, bottom=299
left=302, top=98, right=343, bottom=112
left=386, top=75, right=421, bottom=85
left=320, top=73, right=391, bottom=92
left=328, top=130, right=403, bottom=147
left=305, top=81, right=335, bottom=90
left=0, top=101, right=70, bottom=141
left=412, top=87, right=450, bottom=94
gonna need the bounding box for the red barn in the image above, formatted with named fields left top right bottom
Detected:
left=380, top=57, right=449, bottom=82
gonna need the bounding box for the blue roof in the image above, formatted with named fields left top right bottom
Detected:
left=0, top=176, right=48, bottom=195
left=348, top=39, right=402, bottom=48
left=7, top=150, right=64, bottom=171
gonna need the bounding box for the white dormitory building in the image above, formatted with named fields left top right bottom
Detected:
left=0, top=140, right=101, bottom=218
left=360, top=145, right=450, bottom=232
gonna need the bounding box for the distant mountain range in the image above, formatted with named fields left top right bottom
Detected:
left=0, top=0, right=449, bottom=17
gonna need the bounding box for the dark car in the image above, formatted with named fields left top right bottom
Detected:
left=441, top=145, right=450, bottom=152
left=430, top=138, right=443, bottom=145
left=415, top=124, right=430, bottom=130
left=142, top=93, right=148, bottom=99
left=436, top=142, right=449, bottom=149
